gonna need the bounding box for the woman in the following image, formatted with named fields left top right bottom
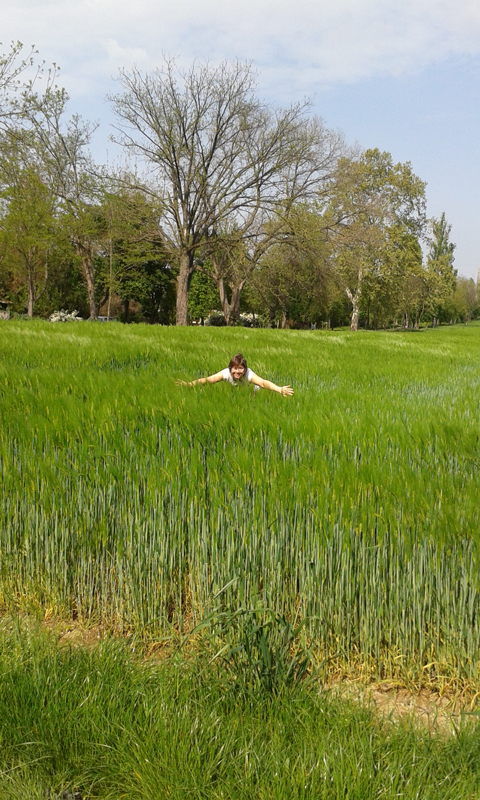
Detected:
left=177, top=353, right=294, bottom=397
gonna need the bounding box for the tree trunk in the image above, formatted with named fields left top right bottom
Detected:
left=176, top=251, right=194, bottom=325
left=217, top=277, right=245, bottom=325
left=107, top=237, right=113, bottom=321
left=228, top=283, right=244, bottom=325
left=78, top=242, right=97, bottom=320
left=36, top=255, right=49, bottom=305
left=206, top=252, right=249, bottom=326
left=345, top=287, right=361, bottom=331
left=25, top=252, right=48, bottom=318
left=418, top=300, right=425, bottom=326
left=281, top=310, right=287, bottom=328
left=27, top=271, right=35, bottom=317
left=350, top=303, right=360, bottom=331
left=218, top=277, right=230, bottom=324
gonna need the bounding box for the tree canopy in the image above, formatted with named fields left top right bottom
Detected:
left=0, top=50, right=476, bottom=328
left=110, top=58, right=343, bottom=324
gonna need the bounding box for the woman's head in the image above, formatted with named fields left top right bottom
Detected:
left=229, top=353, right=247, bottom=380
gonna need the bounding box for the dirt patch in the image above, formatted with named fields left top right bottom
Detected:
left=57, top=624, right=105, bottom=648
left=333, top=682, right=477, bottom=733
left=42, top=617, right=106, bottom=648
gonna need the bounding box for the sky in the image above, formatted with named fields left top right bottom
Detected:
left=3, top=0, right=480, bottom=279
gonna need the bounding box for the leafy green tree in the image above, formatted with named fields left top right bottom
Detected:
left=326, top=288, right=352, bottom=328
left=23, top=87, right=104, bottom=318
left=443, top=276, right=478, bottom=323
left=198, top=229, right=255, bottom=326
left=428, top=212, right=455, bottom=264
left=188, top=267, right=219, bottom=322
left=327, top=149, right=427, bottom=330
left=424, top=212, right=457, bottom=323
left=378, top=225, right=424, bottom=328
left=0, top=165, right=57, bottom=316
left=98, top=189, right=173, bottom=322
left=251, top=206, right=331, bottom=327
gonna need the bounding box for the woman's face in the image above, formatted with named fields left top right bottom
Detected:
left=230, top=364, right=246, bottom=380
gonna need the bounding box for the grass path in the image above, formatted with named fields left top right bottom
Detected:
left=1, top=616, right=480, bottom=800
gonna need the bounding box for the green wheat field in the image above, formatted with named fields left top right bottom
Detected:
left=1, top=320, right=480, bottom=686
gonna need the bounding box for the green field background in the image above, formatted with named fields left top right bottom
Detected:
left=1, top=321, right=480, bottom=684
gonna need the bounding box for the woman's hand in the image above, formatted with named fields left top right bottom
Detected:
left=280, top=385, right=294, bottom=397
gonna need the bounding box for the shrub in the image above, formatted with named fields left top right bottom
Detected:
left=49, top=310, right=83, bottom=323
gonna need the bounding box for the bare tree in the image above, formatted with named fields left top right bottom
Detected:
left=197, top=213, right=280, bottom=325
left=0, top=41, right=46, bottom=129
left=23, top=88, right=103, bottom=318
left=110, top=58, right=342, bottom=325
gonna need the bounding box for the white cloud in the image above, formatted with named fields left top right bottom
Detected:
left=3, top=0, right=480, bottom=278
left=3, top=0, right=480, bottom=101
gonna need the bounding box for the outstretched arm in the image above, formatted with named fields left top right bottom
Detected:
left=176, top=371, right=224, bottom=387
left=250, top=374, right=294, bottom=397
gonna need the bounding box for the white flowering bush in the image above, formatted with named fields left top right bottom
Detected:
left=204, top=311, right=267, bottom=327
left=49, top=310, right=83, bottom=323
left=238, top=312, right=266, bottom=328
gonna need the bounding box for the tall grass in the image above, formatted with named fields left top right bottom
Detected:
left=1, top=619, right=480, bottom=799
left=1, top=320, right=480, bottom=683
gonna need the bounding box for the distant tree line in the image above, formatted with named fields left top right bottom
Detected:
left=0, top=43, right=477, bottom=328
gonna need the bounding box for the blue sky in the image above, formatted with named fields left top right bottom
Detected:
left=4, top=0, right=480, bottom=279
